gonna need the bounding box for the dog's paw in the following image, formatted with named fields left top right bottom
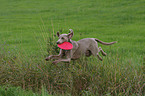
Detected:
left=45, top=57, right=50, bottom=61
left=102, top=53, right=107, bottom=56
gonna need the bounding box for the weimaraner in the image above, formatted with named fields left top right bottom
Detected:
left=45, top=29, right=117, bottom=64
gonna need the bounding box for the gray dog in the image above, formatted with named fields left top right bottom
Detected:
left=45, top=29, right=116, bottom=64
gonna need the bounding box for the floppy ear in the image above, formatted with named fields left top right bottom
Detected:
left=57, top=32, right=60, bottom=37
left=68, top=29, right=74, bottom=39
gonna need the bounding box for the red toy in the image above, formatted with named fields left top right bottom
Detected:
left=58, top=42, right=73, bottom=50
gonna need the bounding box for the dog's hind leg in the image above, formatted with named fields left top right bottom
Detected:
left=90, top=45, right=103, bottom=61
left=96, top=53, right=103, bottom=61
left=99, top=47, right=107, bottom=56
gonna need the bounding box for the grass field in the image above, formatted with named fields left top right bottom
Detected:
left=0, top=85, right=52, bottom=96
left=0, top=0, right=145, bottom=95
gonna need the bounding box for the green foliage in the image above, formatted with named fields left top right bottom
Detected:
left=0, top=39, right=144, bottom=95
left=0, top=85, right=53, bottom=96
left=0, top=85, right=38, bottom=96
left=0, top=0, right=145, bottom=95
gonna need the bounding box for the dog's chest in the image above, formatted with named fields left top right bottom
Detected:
left=62, top=50, right=70, bottom=57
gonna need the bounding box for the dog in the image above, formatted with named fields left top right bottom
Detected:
left=45, top=29, right=117, bottom=64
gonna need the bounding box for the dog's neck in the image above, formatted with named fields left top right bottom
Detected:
left=68, top=39, right=71, bottom=43
left=70, top=39, right=78, bottom=50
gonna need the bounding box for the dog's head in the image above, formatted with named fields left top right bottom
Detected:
left=56, top=29, right=73, bottom=44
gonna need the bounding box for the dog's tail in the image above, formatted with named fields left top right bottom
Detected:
left=95, top=39, right=117, bottom=45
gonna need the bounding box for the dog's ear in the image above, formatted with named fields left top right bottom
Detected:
left=68, top=29, right=73, bottom=39
left=57, top=32, right=60, bottom=37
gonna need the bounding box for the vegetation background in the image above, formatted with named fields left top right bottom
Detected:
left=0, top=0, right=144, bottom=95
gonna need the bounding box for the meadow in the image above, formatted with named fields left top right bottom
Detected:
left=0, top=0, right=145, bottom=95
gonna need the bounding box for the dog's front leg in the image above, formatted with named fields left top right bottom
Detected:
left=52, top=58, right=71, bottom=64
left=45, top=55, right=60, bottom=61
left=52, top=50, right=72, bottom=64
left=45, top=49, right=63, bottom=61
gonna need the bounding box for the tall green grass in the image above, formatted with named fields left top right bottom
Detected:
left=0, top=29, right=144, bottom=95
left=0, top=85, right=53, bottom=96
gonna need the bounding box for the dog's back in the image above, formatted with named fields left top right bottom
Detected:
left=71, top=38, right=98, bottom=59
